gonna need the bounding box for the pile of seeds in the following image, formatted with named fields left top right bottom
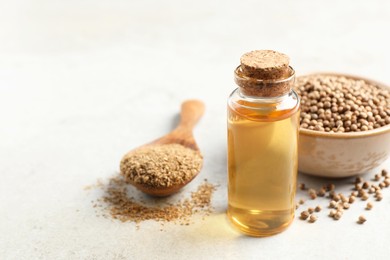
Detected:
left=295, top=75, right=390, bottom=132
left=91, top=175, right=216, bottom=227
left=296, top=169, right=389, bottom=224
left=120, top=144, right=203, bottom=188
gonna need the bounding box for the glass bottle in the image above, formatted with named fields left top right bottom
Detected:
left=227, top=50, right=300, bottom=236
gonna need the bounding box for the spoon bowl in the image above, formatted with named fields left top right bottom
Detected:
left=120, top=100, right=205, bottom=196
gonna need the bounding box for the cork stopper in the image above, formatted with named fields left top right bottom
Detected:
left=240, top=50, right=290, bottom=80
left=235, top=50, right=294, bottom=97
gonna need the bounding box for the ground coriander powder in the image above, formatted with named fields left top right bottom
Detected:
left=120, top=144, right=203, bottom=188
left=91, top=175, right=216, bottom=226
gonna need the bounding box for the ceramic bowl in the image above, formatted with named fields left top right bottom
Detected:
left=298, top=73, right=390, bottom=178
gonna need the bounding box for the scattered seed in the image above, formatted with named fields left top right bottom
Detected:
left=334, top=211, right=343, bottom=220
left=294, top=169, right=388, bottom=225
left=329, top=209, right=336, bottom=217
left=329, top=200, right=337, bottom=208
left=357, top=215, right=366, bottom=224
left=355, top=177, right=363, bottom=184
left=308, top=188, right=317, bottom=199
left=327, top=184, right=335, bottom=191
left=355, top=184, right=362, bottom=191
left=309, top=214, right=318, bottom=223
left=340, top=194, right=348, bottom=203
left=366, top=202, right=373, bottom=210
left=299, top=183, right=306, bottom=190
left=317, top=188, right=326, bottom=197
left=300, top=211, right=310, bottom=220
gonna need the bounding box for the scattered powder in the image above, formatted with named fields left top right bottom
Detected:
left=91, top=175, right=216, bottom=226
left=120, top=144, right=203, bottom=188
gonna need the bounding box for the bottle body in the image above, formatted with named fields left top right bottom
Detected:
left=227, top=89, right=300, bottom=236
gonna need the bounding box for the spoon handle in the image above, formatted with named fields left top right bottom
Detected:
left=177, top=100, right=205, bottom=131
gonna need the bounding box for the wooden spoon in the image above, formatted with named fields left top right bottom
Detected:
left=120, top=99, right=205, bottom=197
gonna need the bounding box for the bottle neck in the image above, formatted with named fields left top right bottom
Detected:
left=234, top=65, right=295, bottom=98
left=237, top=88, right=294, bottom=104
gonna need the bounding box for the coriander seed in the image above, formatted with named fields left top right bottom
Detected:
left=340, top=194, right=348, bottom=203
left=300, top=211, right=310, bottom=220
left=327, top=184, right=335, bottom=191
left=366, top=202, right=373, bottom=210
left=357, top=215, right=367, bottom=224
left=309, top=214, right=318, bottom=223
left=295, top=75, right=390, bottom=133
left=334, top=211, right=342, bottom=220
left=317, top=188, right=326, bottom=197
left=355, top=184, right=362, bottom=191
left=308, top=188, right=317, bottom=199
left=355, top=177, right=363, bottom=184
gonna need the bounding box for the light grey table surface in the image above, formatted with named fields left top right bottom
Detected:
left=1, top=0, right=390, bottom=259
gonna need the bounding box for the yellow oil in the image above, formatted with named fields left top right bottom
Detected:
left=227, top=97, right=299, bottom=236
